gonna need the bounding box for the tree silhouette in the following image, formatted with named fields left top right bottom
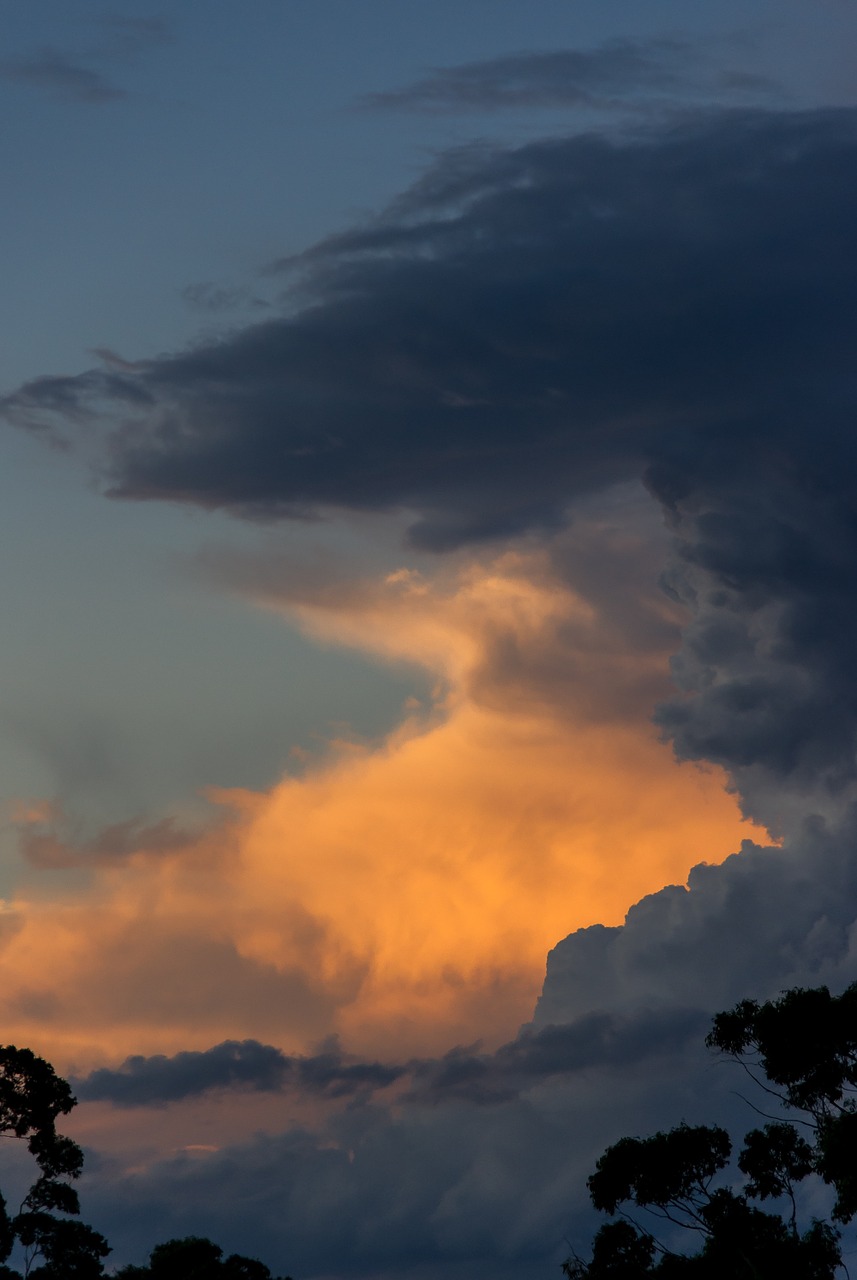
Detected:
left=114, top=1235, right=293, bottom=1280
left=565, top=984, right=857, bottom=1278
left=0, top=1045, right=109, bottom=1278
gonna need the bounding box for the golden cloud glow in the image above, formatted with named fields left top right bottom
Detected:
left=2, top=532, right=768, bottom=1070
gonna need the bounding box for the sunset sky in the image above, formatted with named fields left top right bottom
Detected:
left=2, top=2, right=857, bottom=1276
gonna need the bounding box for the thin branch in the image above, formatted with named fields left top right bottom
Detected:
left=730, top=1090, right=816, bottom=1130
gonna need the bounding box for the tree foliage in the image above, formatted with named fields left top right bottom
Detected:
left=0, top=1048, right=293, bottom=1280
left=565, top=983, right=857, bottom=1278
left=0, top=1045, right=109, bottom=1278
left=114, top=1235, right=293, bottom=1280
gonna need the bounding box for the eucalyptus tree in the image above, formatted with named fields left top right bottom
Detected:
left=565, top=984, right=857, bottom=1278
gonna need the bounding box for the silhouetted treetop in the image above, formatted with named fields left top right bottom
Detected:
left=0, top=1045, right=109, bottom=1279
left=566, top=982, right=857, bottom=1278
left=114, top=1235, right=292, bottom=1280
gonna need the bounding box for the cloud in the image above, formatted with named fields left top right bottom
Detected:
left=0, top=79, right=851, bottom=1280
left=72, top=1006, right=705, bottom=1110
left=72, top=808, right=857, bottom=1277
left=652, top=472, right=857, bottom=831
left=2, top=109, right=854, bottom=551
left=0, top=532, right=757, bottom=1069
left=0, top=52, right=124, bottom=104
left=8, top=107, right=856, bottom=828
left=76, top=1040, right=291, bottom=1104
left=6, top=101, right=857, bottom=1277
left=361, top=39, right=777, bottom=114
left=181, top=283, right=261, bottom=313
left=15, top=805, right=198, bottom=869
left=537, top=814, right=857, bottom=1032
left=75, top=1037, right=404, bottom=1107
left=0, top=16, right=170, bottom=104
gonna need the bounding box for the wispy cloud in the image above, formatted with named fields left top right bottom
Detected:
left=15, top=802, right=198, bottom=869
left=0, top=14, right=170, bottom=105
left=361, top=38, right=778, bottom=114
left=0, top=51, right=124, bottom=103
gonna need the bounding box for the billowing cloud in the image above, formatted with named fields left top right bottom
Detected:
left=6, top=110, right=857, bottom=831
left=3, top=109, right=854, bottom=547
left=70, top=805, right=857, bottom=1277
left=4, top=98, right=857, bottom=1279
left=361, top=39, right=775, bottom=114
left=0, top=521, right=758, bottom=1069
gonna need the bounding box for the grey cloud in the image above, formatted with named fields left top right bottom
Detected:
left=6, top=107, right=857, bottom=813
left=82, top=1068, right=687, bottom=1278
left=4, top=109, right=855, bottom=551
left=76, top=1041, right=289, bottom=1104
left=18, top=815, right=198, bottom=869
left=0, top=16, right=170, bottom=105
left=0, top=52, right=124, bottom=103
left=362, top=39, right=776, bottom=114
left=76, top=1010, right=762, bottom=1277
left=651, top=476, right=857, bottom=829
left=76, top=1038, right=405, bottom=1107
left=536, top=815, right=857, bottom=1031
left=404, top=1007, right=707, bottom=1105
left=79, top=810, right=857, bottom=1277
left=73, top=975, right=710, bottom=1108
left=182, top=283, right=258, bottom=313
left=73, top=1008, right=702, bottom=1110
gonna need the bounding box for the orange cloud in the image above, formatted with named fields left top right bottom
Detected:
left=2, top=524, right=768, bottom=1072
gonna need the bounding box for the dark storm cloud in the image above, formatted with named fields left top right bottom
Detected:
left=404, top=1007, right=707, bottom=1104
left=77, top=1018, right=717, bottom=1273
left=76, top=1039, right=405, bottom=1106
left=2, top=108, right=854, bottom=543
left=652, top=476, right=857, bottom=827
left=5, top=108, right=857, bottom=805
left=77, top=1040, right=289, bottom=1104
left=362, top=39, right=775, bottom=114
left=76, top=1008, right=704, bottom=1110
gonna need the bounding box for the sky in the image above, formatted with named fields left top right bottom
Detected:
left=2, top=1, right=857, bottom=1275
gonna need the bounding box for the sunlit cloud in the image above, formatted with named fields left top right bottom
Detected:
left=3, top=510, right=766, bottom=1071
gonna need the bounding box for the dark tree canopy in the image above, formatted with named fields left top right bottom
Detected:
left=114, top=1236, right=293, bottom=1280
left=0, top=1045, right=109, bottom=1279
left=0, top=1049, right=294, bottom=1280
left=566, top=983, right=857, bottom=1279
